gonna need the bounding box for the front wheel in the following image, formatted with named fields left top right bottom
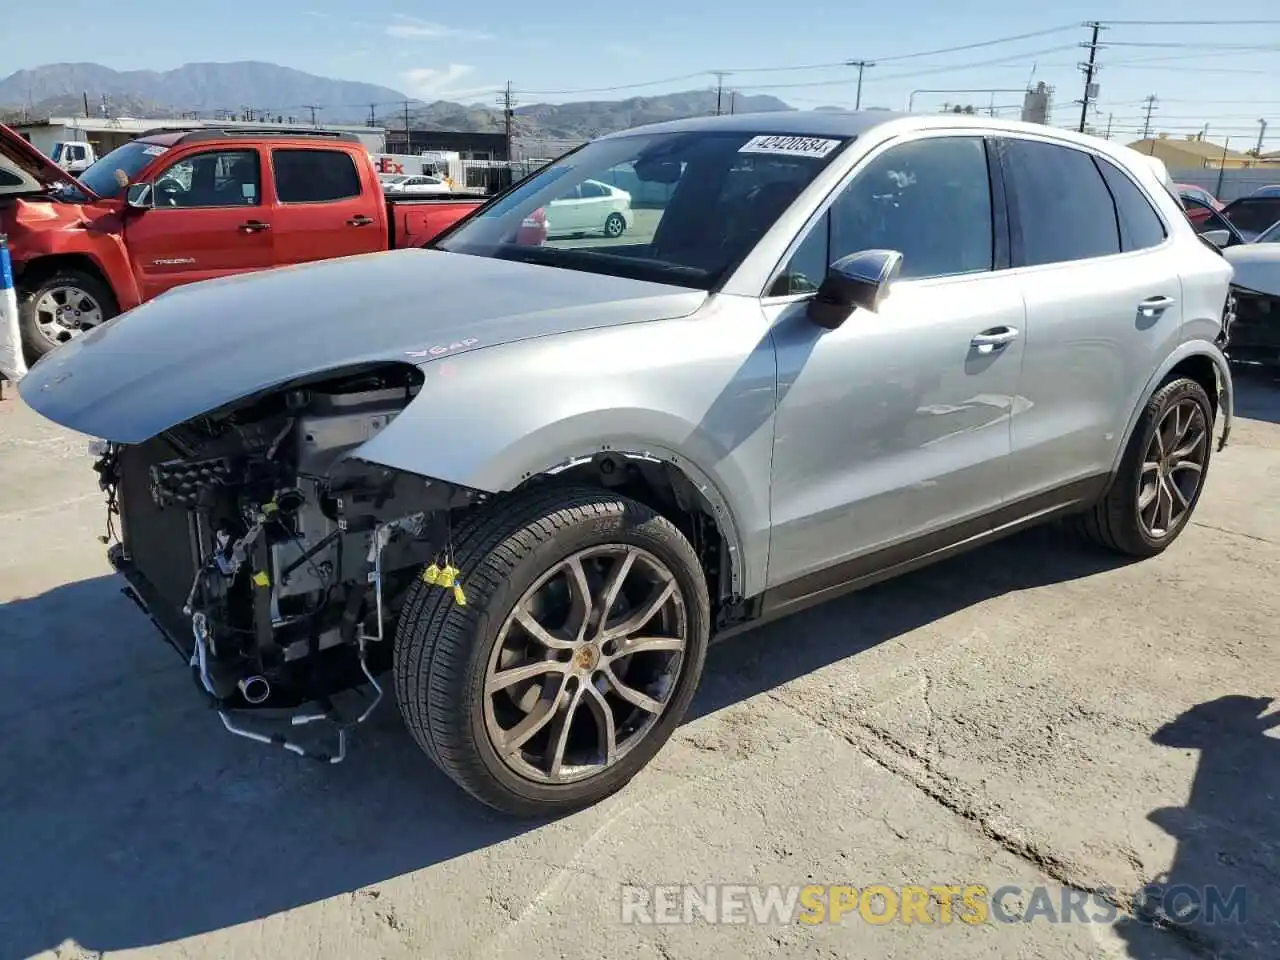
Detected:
left=19, top=269, right=119, bottom=360
left=394, top=485, right=710, bottom=816
left=603, top=212, right=627, bottom=238
left=1073, top=377, right=1214, bottom=556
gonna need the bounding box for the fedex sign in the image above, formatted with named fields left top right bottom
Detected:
left=375, top=156, right=405, bottom=175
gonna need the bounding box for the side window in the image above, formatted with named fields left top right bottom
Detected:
left=830, top=136, right=994, bottom=280
left=1002, top=139, right=1120, bottom=266
left=153, top=150, right=260, bottom=208
left=579, top=180, right=608, bottom=198
left=769, top=212, right=830, bottom=296
left=1095, top=157, right=1167, bottom=252
left=272, top=149, right=362, bottom=203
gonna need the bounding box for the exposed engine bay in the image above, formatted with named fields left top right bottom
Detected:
left=93, top=363, right=484, bottom=761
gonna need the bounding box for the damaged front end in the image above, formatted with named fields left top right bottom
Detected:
left=93, top=363, right=484, bottom=761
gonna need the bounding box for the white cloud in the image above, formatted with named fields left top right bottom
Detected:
left=400, top=65, right=497, bottom=100
left=387, top=15, right=492, bottom=41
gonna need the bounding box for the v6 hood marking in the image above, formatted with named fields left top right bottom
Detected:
left=19, top=248, right=705, bottom=443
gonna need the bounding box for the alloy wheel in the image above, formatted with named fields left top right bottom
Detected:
left=1138, top=398, right=1209, bottom=539
left=33, top=285, right=105, bottom=346
left=482, top=544, right=688, bottom=784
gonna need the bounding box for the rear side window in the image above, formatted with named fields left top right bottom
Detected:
left=1002, top=139, right=1120, bottom=266
left=1222, top=197, right=1280, bottom=238
left=1095, top=157, right=1167, bottom=251
left=272, top=149, right=361, bottom=203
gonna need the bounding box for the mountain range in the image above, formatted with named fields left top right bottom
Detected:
left=0, top=61, right=795, bottom=139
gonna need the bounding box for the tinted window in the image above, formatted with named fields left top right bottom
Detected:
left=830, top=136, right=993, bottom=280
left=273, top=149, right=361, bottom=203
left=1002, top=139, right=1120, bottom=265
left=153, top=150, right=260, bottom=208
left=1222, top=197, right=1280, bottom=239
left=770, top=212, right=830, bottom=296
left=1095, top=157, right=1166, bottom=251
left=579, top=180, right=608, bottom=198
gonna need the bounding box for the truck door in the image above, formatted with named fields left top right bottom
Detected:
left=268, top=147, right=385, bottom=264
left=124, top=146, right=276, bottom=299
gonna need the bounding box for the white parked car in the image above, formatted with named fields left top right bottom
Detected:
left=547, top=178, right=633, bottom=238
left=381, top=174, right=452, bottom=195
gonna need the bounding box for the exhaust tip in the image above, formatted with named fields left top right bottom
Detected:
left=238, top=675, right=271, bottom=705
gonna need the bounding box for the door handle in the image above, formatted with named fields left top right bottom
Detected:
left=1138, top=295, right=1176, bottom=316
left=239, top=220, right=270, bottom=233
left=347, top=215, right=375, bottom=227
left=970, top=326, right=1020, bottom=355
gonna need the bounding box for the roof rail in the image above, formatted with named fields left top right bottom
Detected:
left=138, top=126, right=361, bottom=144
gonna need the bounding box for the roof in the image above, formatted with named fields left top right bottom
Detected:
left=1126, top=137, right=1254, bottom=161
left=8, top=115, right=384, bottom=136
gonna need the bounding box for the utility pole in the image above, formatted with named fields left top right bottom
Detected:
left=303, top=104, right=321, bottom=126
left=712, top=71, right=729, bottom=115
left=847, top=60, right=875, bottom=110
left=1140, top=94, right=1158, bottom=140
left=82, top=92, right=89, bottom=117
left=368, top=103, right=377, bottom=128
left=1076, top=20, right=1105, bottom=133
left=497, top=82, right=516, bottom=160
left=1216, top=137, right=1231, bottom=196
left=399, top=100, right=411, bottom=149
left=729, top=90, right=737, bottom=115
left=1104, top=113, right=1113, bottom=139
left=100, top=94, right=110, bottom=118
left=1255, top=119, right=1268, bottom=158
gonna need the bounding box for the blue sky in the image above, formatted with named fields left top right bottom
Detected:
left=5, top=0, right=1280, bottom=149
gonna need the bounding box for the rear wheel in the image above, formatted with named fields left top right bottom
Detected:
left=1073, top=377, right=1214, bottom=556
left=19, top=269, right=118, bottom=359
left=604, top=212, right=626, bottom=238
left=394, top=485, right=710, bottom=816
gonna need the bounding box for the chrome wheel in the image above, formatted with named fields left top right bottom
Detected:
left=33, top=285, right=105, bottom=346
left=1138, top=398, right=1209, bottom=539
left=604, top=212, right=626, bottom=238
left=483, top=544, right=688, bottom=785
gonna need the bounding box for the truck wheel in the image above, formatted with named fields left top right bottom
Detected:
left=19, top=269, right=119, bottom=359
left=603, top=212, right=627, bottom=238
left=394, top=485, right=710, bottom=816
left=1073, top=377, right=1214, bottom=557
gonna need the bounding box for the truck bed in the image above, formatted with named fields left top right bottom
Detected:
left=387, top=196, right=486, bottom=249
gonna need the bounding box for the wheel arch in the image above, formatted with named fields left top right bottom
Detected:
left=1109, top=341, right=1232, bottom=479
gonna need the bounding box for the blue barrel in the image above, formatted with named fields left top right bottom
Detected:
left=0, top=234, right=12, bottom=291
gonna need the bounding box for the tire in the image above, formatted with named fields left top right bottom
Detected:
left=1073, top=376, right=1214, bottom=557
left=19, top=269, right=119, bottom=360
left=603, top=212, right=626, bottom=238
left=394, top=485, right=710, bottom=816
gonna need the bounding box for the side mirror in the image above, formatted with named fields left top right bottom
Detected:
left=125, top=183, right=153, bottom=210
left=1200, top=228, right=1231, bottom=249
left=807, top=249, right=903, bottom=329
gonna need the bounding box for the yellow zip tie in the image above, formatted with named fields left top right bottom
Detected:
left=252, top=571, right=271, bottom=588
left=452, top=583, right=467, bottom=606
left=437, top=564, right=459, bottom=589
left=422, top=563, right=441, bottom=584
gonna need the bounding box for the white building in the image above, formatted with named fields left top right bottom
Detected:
left=10, top=116, right=387, bottom=160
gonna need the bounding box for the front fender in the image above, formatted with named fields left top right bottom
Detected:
left=1110, top=340, right=1234, bottom=478
left=348, top=312, right=780, bottom=598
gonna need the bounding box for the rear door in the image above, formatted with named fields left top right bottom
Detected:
left=997, top=136, right=1183, bottom=501
left=268, top=147, right=384, bottom=264
left=124, top=146, right=276, bottom=299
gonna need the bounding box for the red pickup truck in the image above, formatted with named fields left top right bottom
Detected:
left=0, top=124, right=485, bottom=358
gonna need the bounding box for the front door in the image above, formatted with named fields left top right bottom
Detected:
left=765, top=134, right=1024, bottom=595
left=268, top=147, right=385, bottom=265
left=124, top=147, right=275, bottom=299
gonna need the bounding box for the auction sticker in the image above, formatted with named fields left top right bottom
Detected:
left=141, top=145, right=169, bottom=156
left=739, top=135, right=843, bottom=158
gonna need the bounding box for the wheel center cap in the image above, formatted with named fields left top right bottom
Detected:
left=574, top=645, right=600, bottom=672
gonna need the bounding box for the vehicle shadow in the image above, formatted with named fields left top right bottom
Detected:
left=1231, top=363, right=1280, bottom=424
left=1114, top=695, right=1280, bottom=959
left=0, top=523, right=1134, bottom=957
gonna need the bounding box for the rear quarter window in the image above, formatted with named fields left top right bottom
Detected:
left=1094, top=157, right=1167, bottom=252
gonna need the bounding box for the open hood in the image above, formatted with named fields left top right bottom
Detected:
left=19, top=247, right=706, bottom=443
left=0, top=122, right=98, bottom=199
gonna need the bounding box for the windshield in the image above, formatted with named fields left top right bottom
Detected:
left=435, top=130, right=851, bottom=290
left=1222, top=197, right=1280, bottom=239
left=77, top=140, right=169, bottom=198
left=1257, top=220, right=1280, bottom=243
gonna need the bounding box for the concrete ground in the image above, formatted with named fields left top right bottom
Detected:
left=2, top=369, right=1278, bottom=960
